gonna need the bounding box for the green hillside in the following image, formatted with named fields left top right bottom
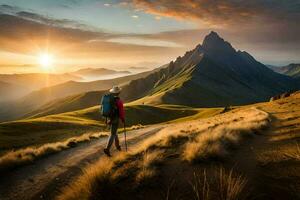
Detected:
left=0, top=104, right=211, bottom=153
left=24, top=91, right=105, bottom=119
left=120, top=32, right=299, bottom=106
left=285, top=64, right=300, bottom=78
left=269, top=63, right=300, bottom=78
left=0, top=70, right=155, bottom=122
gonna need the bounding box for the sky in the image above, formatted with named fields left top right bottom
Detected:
left=0, top=0, right=299, bottom=74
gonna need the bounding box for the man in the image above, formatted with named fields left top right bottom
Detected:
left=103, top=86, right=125, bottom=157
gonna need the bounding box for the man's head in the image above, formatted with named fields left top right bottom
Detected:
left=109, top=86, right=121, bottom=96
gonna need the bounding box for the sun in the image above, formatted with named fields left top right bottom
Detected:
left=39, top=54, right=54, bottom=70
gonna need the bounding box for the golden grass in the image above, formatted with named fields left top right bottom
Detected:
left=57, top=108, right=267, bottom=200
left=141, top=150, right=164, bottom=168
left=57, top=149, right=164, bottom=200
left=190, top=168, right=248, bottom=200
left=217, top=168, right=248, bottom=200
left=136, top=168, right=156, bottom=183
left=285, top=142, right=300, bottom=160
left=133, top=107, right=269, bottom=162
left=190, top=171, right=210, bottom=200
left=0, top=104, right=203, bottom=154
left=183, top=108, right=270, bottom=162
left=0, top=132, right=107, bottom=172
left=57, top=158, right=114, bottom=200
left=258, top=142, right=300, bottom=165
left=136, top=150, right=164, bottom=183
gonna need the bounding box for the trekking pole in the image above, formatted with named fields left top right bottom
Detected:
left=123, top=122, right=128, bottom=152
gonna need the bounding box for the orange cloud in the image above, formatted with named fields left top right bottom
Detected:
left=130, top=0, right=300, bottom=28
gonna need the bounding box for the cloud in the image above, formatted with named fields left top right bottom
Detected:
left=0, top=1, right=299, bottom=70
left=128, top=1, right=300, bottom=43
left=131, top=15, right=139, bottom=19
left=0, top=4, right=92, bottom=30
left=126, top=0, right=300, bottom=65
left=0, top=11, right=184, bottom=70
left=154, top=16, right=161, bottom=20
left=16, top=11, right=83, bottom=29
left=0, top=4, right=18, bottom=13
left=104, top=3, right=111, bottom=7
left=130, top=0, right=300, bottom=26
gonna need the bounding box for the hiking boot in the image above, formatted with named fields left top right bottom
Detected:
left=116, top=146, right=121, bottom=151
left=103, top=148, right=111, bottom=157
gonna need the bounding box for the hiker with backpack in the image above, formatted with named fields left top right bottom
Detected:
left=101, top=86, right=125, bottom=157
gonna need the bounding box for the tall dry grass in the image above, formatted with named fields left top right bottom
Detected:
left=258, top=142, right=300, bottom=166
left=57, top=150, right=164, bottom=200
left=0, top=132, right=107, bottom=172
left=217, top=168, right=248, bottom=200
left=190, top=171, right=210, bottom=200
left=137, top=108, right=269, bottom=158
left=136, top=150, right=164, bottom=183
left=284, top=142, right=300, bottom=161
left=57, top=158, right=114, bottom=200
left=183, top=109, right=269, bottom=162
left=190, top=168, right=248, bottom=200
left=57, top=108, right=267, bottom=200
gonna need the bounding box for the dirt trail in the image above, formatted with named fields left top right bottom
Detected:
left=231, top=93, right=300, bottom=199
left=0, top=125, right=165, bottom=200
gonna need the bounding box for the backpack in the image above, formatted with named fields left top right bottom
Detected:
left=100, top=94, right=118, bottom=119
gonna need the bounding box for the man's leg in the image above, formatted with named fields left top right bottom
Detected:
left=112, top=121, right=121, bottom=150
left=106, top=123, right=117, bottom=150
left=115, top=132, right=121, bottom=150
left=106, top=133, right=115, bottom=151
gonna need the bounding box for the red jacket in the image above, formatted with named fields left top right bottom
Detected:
left=116, top=99, right=125, bottom=122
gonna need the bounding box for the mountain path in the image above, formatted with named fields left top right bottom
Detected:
left=0, top=125, right=165, bottom=200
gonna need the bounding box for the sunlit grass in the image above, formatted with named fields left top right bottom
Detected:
left=0, top=132, right=107, bottom=172
left=57, top=107, right=268, bottom=200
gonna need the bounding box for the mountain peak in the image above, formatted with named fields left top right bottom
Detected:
left=207, top=31, right=220, bottom=38
left=201, top=31, right=236, bottom=55
left=202, top=31, right=223, bottom=45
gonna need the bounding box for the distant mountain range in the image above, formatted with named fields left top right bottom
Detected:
left=0, top=73, right=81, bottom=91
left=71, top=67, right=131, bottom=81
left=128, top=66, right=150, bottom=73
left=0, top=73, right=81, bottom=102
left=0, top=81, right=28, bottom=102
left=0, top=70, right=156, bottom=121
left=268, top=64, right=300, bottom=78
left=0, top=32, right=299, bottom=122
left=0, top=68, right=132, bottom=102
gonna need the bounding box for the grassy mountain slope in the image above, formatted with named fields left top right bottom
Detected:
left=0, top=104, right=209, bottom=153
left=57, top=92, right=300, bottom=200
left=24, top=91, right=106, bottom=119
left=269, top=63, right=300, bottom=78
left=0, top=70, right=156, bottom=122
left=121, top=32, right=298, bottom=107
left=285, top=64, right=300, bottom=78
left=269, top=64, right=300, bottom=86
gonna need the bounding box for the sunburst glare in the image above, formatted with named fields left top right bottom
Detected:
left=38, top=54, right=54, bottom=70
